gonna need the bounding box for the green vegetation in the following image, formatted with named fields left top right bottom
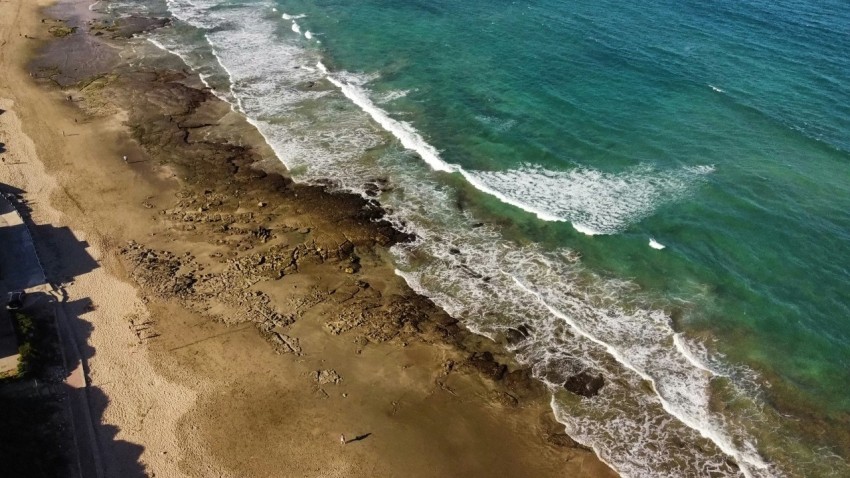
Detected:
left=0, top=312, right=68, bottom=476
left=11, top=312, right=43, bottom=378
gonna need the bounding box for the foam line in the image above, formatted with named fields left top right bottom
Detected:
left=673, top=333, right=720, bottom=376
left=510, top=275, right=767, bottom=476
left=146, top=38, right=212, bottom=90
left=204, top=33, right=247, bottom=113
left=321, top=64, right=455, bottom=173
left=316, top=64, right=712, bottom=236
left=316, top=66, right=600, bottom=229
left=547, top=395, right=622, bottom=475
left=149, top=3, right=772, bottom=473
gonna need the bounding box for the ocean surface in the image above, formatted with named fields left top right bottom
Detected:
left=99, top=0, right=850, bottom=476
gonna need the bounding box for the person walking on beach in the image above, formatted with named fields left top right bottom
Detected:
left=339, top=434, right=346, bottom=445
left=123, top=155, right=127, bottom=163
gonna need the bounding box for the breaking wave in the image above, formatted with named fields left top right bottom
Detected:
left=143, top=0, right=790, bottom=476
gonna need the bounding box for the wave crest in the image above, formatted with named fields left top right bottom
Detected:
left=466, top=164, right=714, bottom=234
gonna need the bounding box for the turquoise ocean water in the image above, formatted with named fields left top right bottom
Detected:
left=102, top=0, right=850, bottom=476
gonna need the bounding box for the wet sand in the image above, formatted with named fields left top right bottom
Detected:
left=0, top=0, right=617, bottom=476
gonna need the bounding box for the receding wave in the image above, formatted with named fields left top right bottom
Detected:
left=375, top=89, right=410, bottom=104
left=319, top=52, right=772, bottom=474
left=466, top=164, right=714, bottom=234
left=318, top=64, right=713, bottom=235
left=148, top=1, right=792, bottom=476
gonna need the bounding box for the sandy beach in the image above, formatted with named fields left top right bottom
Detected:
left=0, top=1, right=616, bottom=476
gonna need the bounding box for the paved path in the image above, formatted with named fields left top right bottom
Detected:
left=0, top=195, right=41, bottom=374
left=0, top=195, right=47, bottom=289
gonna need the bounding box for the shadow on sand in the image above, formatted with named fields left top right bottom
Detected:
left=0, top=182, right=147, bottom=478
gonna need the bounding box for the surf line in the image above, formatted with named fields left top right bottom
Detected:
left=318, top=60, right=766, bottom=473
left=316, top=62, right=718, bottom=238
left=315, top=61, right=605, bottom=232
left=150, top=32, right=304, bottom=178
left=509, top=274, right=768, bottom=477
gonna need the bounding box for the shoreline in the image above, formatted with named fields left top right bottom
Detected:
left=0, top=0, right=616, bottom=477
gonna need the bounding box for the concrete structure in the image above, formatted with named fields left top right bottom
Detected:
left=0, top=193, right=46, bottom=374
left=0, top=192, right=102, bottom=477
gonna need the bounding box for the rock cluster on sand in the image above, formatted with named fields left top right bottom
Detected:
left=315, top=369, right=342, bottom=385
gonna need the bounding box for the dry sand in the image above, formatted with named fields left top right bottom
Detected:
left=0, top=1, right=617, bottom=477
left=0, top=3, right=202, bottom=477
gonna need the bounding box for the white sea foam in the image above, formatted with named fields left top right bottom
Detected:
left=394, top=213, right=773, bottom=477
left=375, top=89, right=411, bottom=104
left=394, top=226, right=771, bottom=477
left=512, top=279, right=766, bottom=475
left=281, top=13, right=306, bottom=20
left=710, top=84, right=725, bottom=93
left=304, top=30, right=313, bottom=40
left=154, top=1, right=780, bottom=476
left=649, top=238, right=666, bottom=249
left=316, top=65, right=715, bottom=235
left=474, top=114, right=517, bottom=132
left=321, top=70, right=455, bottom=173
left=291, top=22, right=301, bottom=35
left=674, top=334, right=718, bottom=375
left=147, top=38, right=212, bottom=90
left=314, top=64, right=715, bottom=234
left=466, top=164, right=715, bottom=235
left=166, top=0, right=224, bottom=29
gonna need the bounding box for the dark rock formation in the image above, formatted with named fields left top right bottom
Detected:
left=504, top=324, right=531, bottom=345
left=466, top=351, right=507, bottom=381
left=563, top=371, right=605, bottom=398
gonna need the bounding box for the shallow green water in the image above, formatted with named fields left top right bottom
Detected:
left=273, top=0, right=850, bottom=417
left=109, top=0, right=850, bottom=474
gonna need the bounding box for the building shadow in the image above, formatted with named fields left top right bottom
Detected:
left=0, top=182, right=147, bottom=477
left=0, top=290, right=146, bottom=478
left=1, top=185, right=99, bottom=285
left=0, top=182, right=25, bottom=197
left=60, top=294, right=147, bottom=478
left=32, top=223, right=100, bottom=285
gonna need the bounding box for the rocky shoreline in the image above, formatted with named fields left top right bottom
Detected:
left=17, top=1, right=616, bottom=476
